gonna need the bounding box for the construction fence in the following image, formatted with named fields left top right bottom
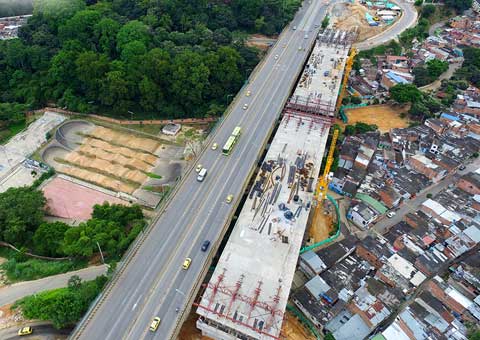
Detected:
left=27, top=107, right=217, bottom=126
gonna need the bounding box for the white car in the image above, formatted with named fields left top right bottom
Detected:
left=387, top=211, right=396, bottom=218
left=243, top=103, right=248, bottom=110
left=274, top=54, right=279, bottom=60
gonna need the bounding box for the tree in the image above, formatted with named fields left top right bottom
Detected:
left=33, top=222, right=69, bottom=257
left=409, top=101, right=430, bottom=120
left=116, top=20, right=150, bottom=51
left=469, top=331, right=480, bottom=340
left=0, top=187, right=46, bottom=247
left=321, top=15, right=330, bottom=29
left=390, top=84, right=422, bottom=103
left=15, top=275, right=108, bottom=329
left=444, top=0, right=472, bottom=11
left=421, top=4, right=435, bottom=18
left=426, top=59, right=448, bottom=78
left=325, top=333, right=336, bottom=340
left=92, top=203, right=143, bottom=226
left=413, top=66, right=433, bottom=87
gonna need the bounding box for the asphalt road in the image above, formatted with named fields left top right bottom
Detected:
left=0, top=322, right=72, bottom=340
left=354, top=0, right=418, bottom=50
left=374, top=157, right=480, bottom=234
left=71, top=2, right=333, bottom=340
left=0, top=265, right=107, bottom=306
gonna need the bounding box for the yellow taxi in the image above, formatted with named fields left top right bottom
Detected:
left=182, top=257, right=192, bottom=270
left=226, top=194, right=234, bottom=204
left=149, top=317, right=161, bottom=332
left=18, top=327, right=33, bottom=336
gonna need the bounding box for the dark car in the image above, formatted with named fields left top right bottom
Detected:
left=459, top=165, right=466, bottom=171
left=201, top=240, right=210, bottom=252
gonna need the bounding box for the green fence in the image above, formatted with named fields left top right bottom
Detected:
left=300, top=194, right=341, bottom=254
left=286, top=304, right=321, bottom=339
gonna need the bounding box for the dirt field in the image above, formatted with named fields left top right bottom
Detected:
left=42, top=177, right=128, bottom=221
left=308, top=202, right=334, bottom=243
left=282, top=312, right=316, bottom=340
left=331, top=2, right=392, bottom=41
left=246, top=34, right=277, bottom=51
left=178, top=309, right=315, bottom=340
left=178, top=312, right=211, bottom=340
left=0, top=304, right=23, bottom=330
left=86, top=126, right=161, bottom=154
left=45, top=123, right=165, bottom=194
left=344, top=104, right=410, bottom=132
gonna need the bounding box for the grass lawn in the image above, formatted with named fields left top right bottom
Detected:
left=0, top=248, right=87, bottom=283
left=0, top=121, right=26, bottom=144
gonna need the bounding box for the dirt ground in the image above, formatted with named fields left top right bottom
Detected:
left=178, top=312, right=211, bottom=340
left=282, top=312, right=316, bottom=340
left=331, top=2, right=392, bottom=41
left=42, top=177, right=128, bottom=221
left=48, top=125, right=166, bottom=194
left=87, top=126, right=161, bottom=154
left=0, top=304, right=24, bottom=330
left=246, top=34, right=277, bottom=51
left=307, top=202, right=334, bottom=243
left=178, top=309, right=315, bottom=340
left=343, top=104, right=410, bottom=132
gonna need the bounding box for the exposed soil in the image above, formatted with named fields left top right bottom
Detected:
left=331, top=2, right=391, bottom=42
left=86, top=126, right=161, bottom=154
left=245, top=34, right=277, bottom=51
left=0, top=304, right=24, bottom=330
left=178, top=312, right=212, bottom=340
left=344, top=104, right=410, bottom=132
left=282, top=312, right=316, bottom=340
left=307, top=202, right=334, bottom=243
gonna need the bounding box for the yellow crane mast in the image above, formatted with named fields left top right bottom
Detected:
left=335, top=47, right=357, bottom=113
left=315, top=128, right=339, bottom=203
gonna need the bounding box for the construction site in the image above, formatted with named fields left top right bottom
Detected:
left=195, top=29, right=356, bottom=340
left=331, top=0, right=402, bottom=41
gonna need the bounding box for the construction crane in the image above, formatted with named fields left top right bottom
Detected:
left=314, top=127, right=339, bottom=203
left=335, top=47, right=357, bottom=113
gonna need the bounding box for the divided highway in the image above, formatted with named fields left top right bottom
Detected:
left=71, top=2, right=333, bottom=339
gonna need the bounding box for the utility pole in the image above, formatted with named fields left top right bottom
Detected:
left=96, top=241, right=105, bottom=264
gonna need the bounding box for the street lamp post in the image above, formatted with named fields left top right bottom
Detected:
left=127, top=110, right=134, bottom=121
left=225, top=93, right=234, bottom=105
left=96, top=241, right=105, bottom=265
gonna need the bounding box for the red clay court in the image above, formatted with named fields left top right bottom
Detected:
left=42, top=177, right=128, bottom=221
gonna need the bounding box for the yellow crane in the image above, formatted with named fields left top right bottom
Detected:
left=335, top=47, right=357, bottom=113
left=315, top=127, right=339, bottom=203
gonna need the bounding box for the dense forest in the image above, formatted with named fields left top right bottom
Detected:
left=0, top=0, right=300, bottom=119
left=0, top=0, right=33, bottom=17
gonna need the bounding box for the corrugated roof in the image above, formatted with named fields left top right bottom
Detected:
left=355, top=193, right=388, bottom=214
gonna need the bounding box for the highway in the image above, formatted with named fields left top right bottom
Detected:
left=71, top=1, right=333, bottom=339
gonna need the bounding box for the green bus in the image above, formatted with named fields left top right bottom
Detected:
left=222, top=126, right=242, bottom=155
